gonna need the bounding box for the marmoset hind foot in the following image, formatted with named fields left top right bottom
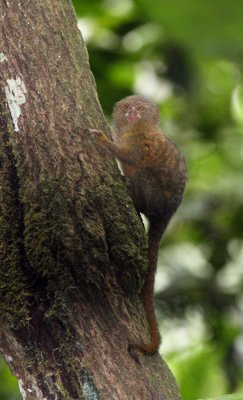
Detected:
left=89, top=95, right=187, bottom=359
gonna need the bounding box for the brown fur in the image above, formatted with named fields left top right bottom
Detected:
left=90, top=95, right=187, bottom=358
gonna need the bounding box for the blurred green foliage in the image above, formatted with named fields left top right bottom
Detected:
left=0, top=358, right=21, bottom=399
left=136, top=0, right=243, bottom=57
left=1, top=0, right=243, bottom=399
left=199, top=396, right=243, bottom=400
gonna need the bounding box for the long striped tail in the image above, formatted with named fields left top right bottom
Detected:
left=129, top=216, right=168, bottom=358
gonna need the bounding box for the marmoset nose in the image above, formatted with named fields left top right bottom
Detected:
left=125, top=107, right=140, bottom=121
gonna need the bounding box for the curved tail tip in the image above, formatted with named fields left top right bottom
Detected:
left=128, top=342, right=159, bottom=363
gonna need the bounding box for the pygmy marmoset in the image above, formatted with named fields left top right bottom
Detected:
left=89, top=95, right=187, bottom=358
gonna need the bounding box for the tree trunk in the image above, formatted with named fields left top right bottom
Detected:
left=0, top=1, right=181, bottom=399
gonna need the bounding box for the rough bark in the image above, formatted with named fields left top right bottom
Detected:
left=0, top=1, right=181, bottom=399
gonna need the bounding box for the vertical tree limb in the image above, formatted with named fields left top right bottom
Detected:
left=0, top=1, right=181, bottom=398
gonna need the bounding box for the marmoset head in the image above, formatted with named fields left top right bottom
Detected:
left=112, top=95, right=160, bottom=133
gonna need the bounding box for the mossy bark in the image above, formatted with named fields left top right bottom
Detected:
left=0, top=1, right=181, bottom=399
